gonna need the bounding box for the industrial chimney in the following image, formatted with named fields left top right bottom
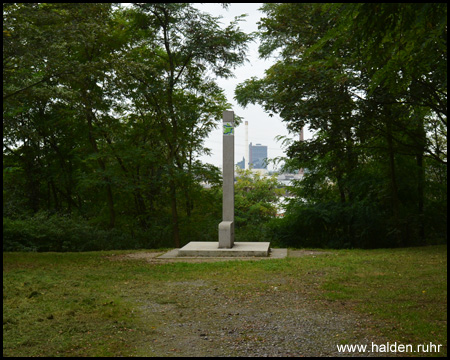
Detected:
left=245, top=121, right=249, bottom=170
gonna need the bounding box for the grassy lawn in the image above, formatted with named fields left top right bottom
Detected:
left=3, top=245, right=447, bottom=357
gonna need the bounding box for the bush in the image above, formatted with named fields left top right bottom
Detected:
left=269, top=201, right=391, bottom=249
left=3, top=212, right=161, bottom=252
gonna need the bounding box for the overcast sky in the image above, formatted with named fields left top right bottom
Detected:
left=193, top=3, right=309, bottom=170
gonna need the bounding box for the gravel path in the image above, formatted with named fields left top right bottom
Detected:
left=115, top=250, right=395, bottom=357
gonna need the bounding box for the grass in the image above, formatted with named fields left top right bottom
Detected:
left=3, top=252, right=145, bottom=356
left=3, top=245, right=447, bottom=357
left=315, top=247, right=447, bottom=346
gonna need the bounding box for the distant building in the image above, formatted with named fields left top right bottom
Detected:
left=249, top=142, right=268, bottom=169
left=236, top=157, right=245, bottom=169
left=277, top=172, right=304, bottom=187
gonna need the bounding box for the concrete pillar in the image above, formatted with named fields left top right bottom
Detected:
left=219, top=111, right=235, bottom=248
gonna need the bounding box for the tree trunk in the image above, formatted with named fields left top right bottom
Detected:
left=169, top=176, right=180, bottom=248
left=386, top=120, right=401, bottom=244
left=415, top=114, right=426, bottom=244
left=417, top=152, right=425, bottom=243
left=84, top=92, right=116, bottom=228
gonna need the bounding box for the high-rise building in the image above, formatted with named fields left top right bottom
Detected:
left=236, top=157, right=245, bottom=169
left=249, top=142, right=268, bottom=169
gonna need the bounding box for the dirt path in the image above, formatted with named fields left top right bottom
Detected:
left=113, top=250, right=393, bottom=357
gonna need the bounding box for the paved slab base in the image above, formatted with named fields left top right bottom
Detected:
left=158, top=248, right=287, bottom=261
left=167, top=242, right=272, bottom=258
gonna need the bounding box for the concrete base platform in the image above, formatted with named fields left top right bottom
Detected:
left=176, top=242, right=271, bottom=257
left=158, top=247, right=287, bottom=260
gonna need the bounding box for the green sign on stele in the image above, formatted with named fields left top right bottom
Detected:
left=223, top=122, right=233, bottom=135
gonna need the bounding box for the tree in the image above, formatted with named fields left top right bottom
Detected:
left=235, top=168, right=280, bottom=225
left=124, top=3, right=251, bottom=247
left=3, top=3, right=253, bottom=250
left=234, top=168, right=281, bottom=242
left=235, top=3, right=447, bottom=247
left=3, top=3, right=133, bottom=228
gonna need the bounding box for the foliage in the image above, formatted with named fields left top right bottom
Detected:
left=4, top=3, right=447, bottom=250
left=3, top=3, right=251, bottom=250
left=3, top=212, right=162, bottom=252
left=271, top=201, right=389, bottom=249
left=236, top=3, right=447, bottom=248
left=234, top=168, right=282, bottom=242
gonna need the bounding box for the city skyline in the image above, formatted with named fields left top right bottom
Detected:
left=194, top=3, right=311, bottom=171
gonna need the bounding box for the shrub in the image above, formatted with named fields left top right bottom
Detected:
left=3, top=212, right=161, bottom=252
left=269, top=201, right=391, bottom=249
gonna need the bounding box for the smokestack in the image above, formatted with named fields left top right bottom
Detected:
left=245, top=121, right=249, bottom=170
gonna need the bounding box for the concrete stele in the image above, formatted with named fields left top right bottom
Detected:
left=219, top=111, right=235, bottom=248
